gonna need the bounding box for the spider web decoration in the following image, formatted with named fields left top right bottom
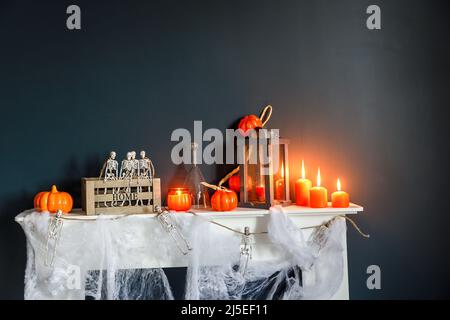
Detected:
left=18, top=208, right=345, bottom=300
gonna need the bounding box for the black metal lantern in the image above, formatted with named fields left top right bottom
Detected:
left=238, top=129, right=291, bottom=209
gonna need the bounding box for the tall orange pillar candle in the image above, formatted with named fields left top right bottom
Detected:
left=295, top=160, right=312, bottom=206
left=332, top=178, right=350, bottom=208
left=309, top=168, right=328, bottom=208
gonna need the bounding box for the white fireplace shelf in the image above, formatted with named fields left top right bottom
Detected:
left=15, top=203, right=363, bottom=222
left=190, top=203, right=363, bottom=217
left=15, top=203, right=363, bottom=300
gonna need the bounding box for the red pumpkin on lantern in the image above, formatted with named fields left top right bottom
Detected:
left=34, top=185, right=73, bottom=214
left=211, top=188, right=238, bottom=211
left=238, top=114, right=263, bottom=135
left=237, top=105, right=272, bottom=136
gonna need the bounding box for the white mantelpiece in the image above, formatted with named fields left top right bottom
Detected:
left=15, top=204, right=363, bottom=300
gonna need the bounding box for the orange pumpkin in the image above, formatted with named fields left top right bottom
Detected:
left=34, top=185, right=73, bottom=214
left=228, top=175, right=241, bottom=193
left=238, top=114, right=263, bottom=135
left=211, top=188, right=238, bottom=211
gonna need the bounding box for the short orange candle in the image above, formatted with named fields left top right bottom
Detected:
left=309, top=168, right=328, bottom=208
left=332, top=178, right=350, bottom=208
left=167, top=188, right=192, bottom=211
left=255, top=185, right=265, bottom=202
left=295, top=160, right=312, bottom=206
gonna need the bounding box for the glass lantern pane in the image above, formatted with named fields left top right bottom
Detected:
left=245, top=167, right=267, bottom=204
left=273, top=144, right=286, bottom=201
left=243, top=139, right=267, bottom=205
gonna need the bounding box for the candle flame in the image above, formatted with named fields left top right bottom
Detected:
left=337, top=178, right=341, bottom=191
left=176, top=189, right=182, bottom=195
left=317, top=168, right=321, bottom=187
left=301, top=160, right=305, bottom=179
left=281, top=163, right=284, bottom=178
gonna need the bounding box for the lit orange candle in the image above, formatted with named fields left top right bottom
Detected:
left=295, top=160, right=312, bottom=206
left=275, top=163, right=285, bottom=200
left=332, top=178, right=350, bottom=208
left=167, top=188, right=192, bottom=211
left=309, top=168, right=328, bottom=208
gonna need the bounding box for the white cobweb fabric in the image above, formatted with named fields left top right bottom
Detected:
left=182, top=206, right=346, bottom=300
left=18, top=207, right=346, bottom=300
left=20, top=212, right=176, bottom=300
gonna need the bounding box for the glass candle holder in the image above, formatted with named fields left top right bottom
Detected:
left=167, top=188, right=192, bottom=211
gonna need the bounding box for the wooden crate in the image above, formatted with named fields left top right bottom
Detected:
left=81, top=177, right=161, bottom=215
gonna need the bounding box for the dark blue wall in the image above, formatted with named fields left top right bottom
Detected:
left=1, top=0, right=449, bottom=299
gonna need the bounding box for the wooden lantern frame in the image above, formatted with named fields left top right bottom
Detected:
left=238, top=130, right=291, bottom=209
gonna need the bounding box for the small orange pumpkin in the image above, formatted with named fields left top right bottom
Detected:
left=228, top=175, right=241, bottom=193
left=34, top=185, right=73, bottom=214
left=211, top=188, right=238, bottom=211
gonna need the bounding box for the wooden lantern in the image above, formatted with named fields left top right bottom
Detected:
left=238, top=129, right=291, bottom=209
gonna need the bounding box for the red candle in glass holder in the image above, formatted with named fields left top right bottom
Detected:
left=332, top=178, right=350, bottom=208
left=309, top=168, right=328, bottom=208
left=255, top=185, right=265, bottom=202
left=275, top=179, right=284, bottom=200
left=167, top=188, right=192, bottom=211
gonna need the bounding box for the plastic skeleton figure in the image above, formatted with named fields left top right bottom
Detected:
left=155, top=206, right=192, bottom=255
left=98, top=151, right=119, bottom=207
left=103, top=151, right=119, bottom=181
left=119, top=152, right=135, bottom=206
left=131, top=151, right=139, bottom=178
left=137, top=150, right=155, bottom=206
left=119, top=152, right=135, bottom=180
left=239, top=227, right=253, bottom=276
left=45, top=210, right=64, bottom=267
left=129, top=151, right=140, bottom=206
left=138, top=151, right=154, bottom=179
